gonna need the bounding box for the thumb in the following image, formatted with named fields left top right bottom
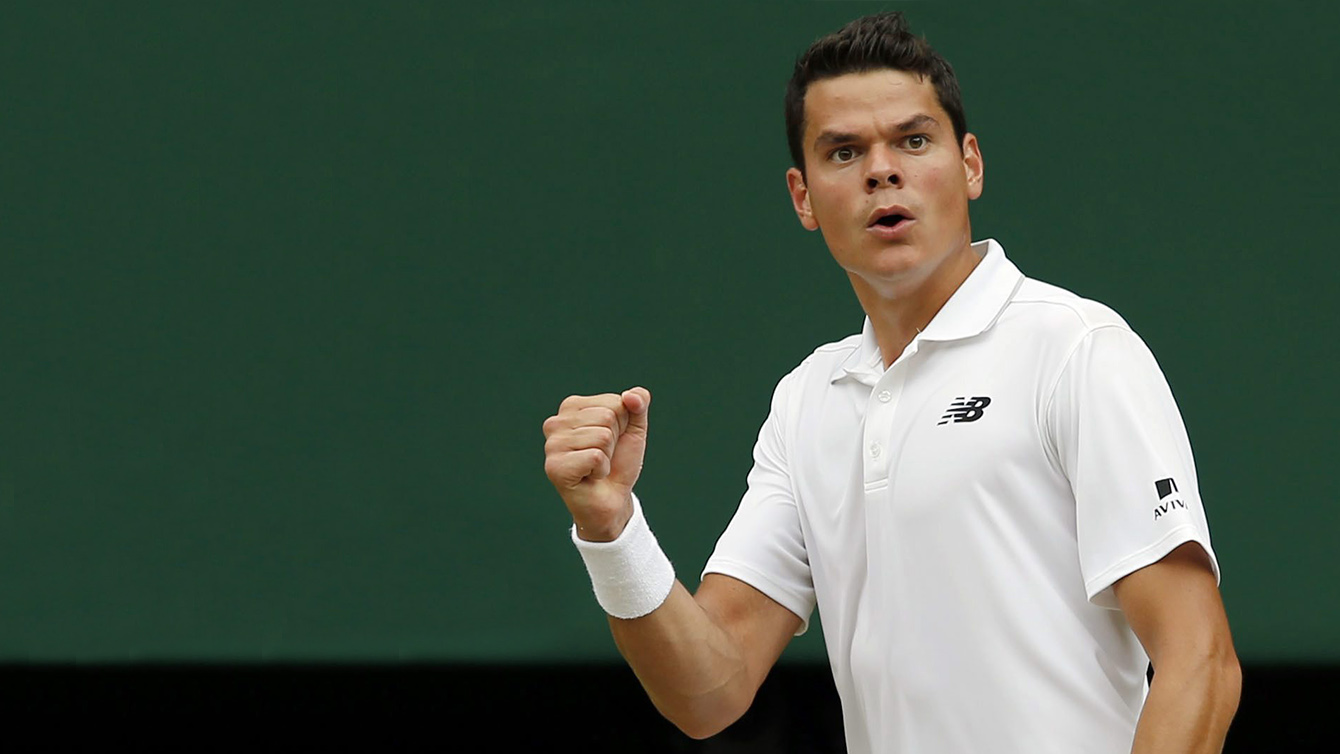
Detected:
left=607, top=387, right=650, bottom=489
left=621, top=387, right=651, bottom=438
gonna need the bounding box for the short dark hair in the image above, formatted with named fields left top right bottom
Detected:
left=784, top=12, right=968, bottom=174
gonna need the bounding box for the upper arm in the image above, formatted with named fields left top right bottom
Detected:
left=695, top=573, right=803, bottom=690
left=689, top=371, right=808, bottom=696
left=1113, top=542, right=1237, bottom=671
left=701, top=370, right=818, bottom=631
left=1047, top=324, right=1220, bottom=607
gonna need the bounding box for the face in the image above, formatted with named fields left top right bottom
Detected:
left=786, top=69, right=983, bottom=300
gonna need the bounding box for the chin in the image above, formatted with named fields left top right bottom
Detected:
left=869, top=246, right=929, bottom=277
left=850, top=262, right=932, bottom=299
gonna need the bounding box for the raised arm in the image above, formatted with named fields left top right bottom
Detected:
left=543, top=388, right=801, bottom=738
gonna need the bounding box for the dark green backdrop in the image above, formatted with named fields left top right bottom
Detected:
left=2, top=2, right=1336, bottom=662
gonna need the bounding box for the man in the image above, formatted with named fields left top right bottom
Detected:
left=542, top=12, right=1239, bottom=753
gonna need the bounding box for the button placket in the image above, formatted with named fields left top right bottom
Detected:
left=863, top=366, right=909, bottom=485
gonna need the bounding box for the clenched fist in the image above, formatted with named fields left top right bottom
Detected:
left=543, top=387, right=651, bottom=542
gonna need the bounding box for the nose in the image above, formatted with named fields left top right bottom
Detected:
left=864, top=144, right=902, bottom=191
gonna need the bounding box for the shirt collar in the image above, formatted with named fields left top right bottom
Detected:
left=831, top=238, right=1024, bottom=383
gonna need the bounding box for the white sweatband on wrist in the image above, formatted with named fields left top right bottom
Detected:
left=571, top=492, right=675, bottom=619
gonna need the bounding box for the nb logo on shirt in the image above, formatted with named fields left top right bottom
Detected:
left=1153, top=477, right=1188, bottom=520
left=938, top=396, right=991, bottom=425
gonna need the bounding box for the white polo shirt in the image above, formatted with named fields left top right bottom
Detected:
left=702, top=239, right=1219, bottom=754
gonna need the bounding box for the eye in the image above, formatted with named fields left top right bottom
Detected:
left=831, top=146, right=857, bottom=163
left=905, top=134, right=929, bottom=150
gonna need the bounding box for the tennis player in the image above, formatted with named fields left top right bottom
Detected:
left=543, top=12, right=1239, bottom=753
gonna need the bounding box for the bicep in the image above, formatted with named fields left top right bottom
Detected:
left=695, top=573, right=803, bottom=689
left=1113, top=542, right=1235, bottom=669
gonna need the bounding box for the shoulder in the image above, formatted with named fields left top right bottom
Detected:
left=1009, top=277, right=1132, bottom=332
left=1015, top=279, right=1180, bottom=418
left=991, top=277, right=1172, bottom=414
left=1000, top=277, right=1141, bottom=358
left=804, top=329, right=866, bottom=366
left=755, top=329, right=864, bottom=418
left=783, top=330, right=864, bottom=385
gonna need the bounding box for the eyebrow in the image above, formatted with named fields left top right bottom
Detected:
left=812, top=114, right=942, bottom=150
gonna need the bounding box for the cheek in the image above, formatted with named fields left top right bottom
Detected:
left=918, top=162, right=967, bottom=209
left=807, top=178, right=847, bottom=227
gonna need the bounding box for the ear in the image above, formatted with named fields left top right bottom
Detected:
left=962, top=133, right=984, bottom=200
left=786, top=167, right=820, bottom=231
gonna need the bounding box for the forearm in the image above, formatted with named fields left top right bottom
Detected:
left=609, top=581, right=756, bottom=739
left=1130, top=653, right=1241, bottom=754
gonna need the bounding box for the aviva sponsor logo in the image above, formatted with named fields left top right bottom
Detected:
left=1152, top=477, right=1188, bottom=520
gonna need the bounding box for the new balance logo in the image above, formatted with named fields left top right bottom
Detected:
left=1153, top=477, right=1187, bottom=520
left=938, top=396, right=991, bottom=425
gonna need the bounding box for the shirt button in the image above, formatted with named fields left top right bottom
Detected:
left=878, top=390, right=892, bottom=403
left=869, top=442, right=881, bottom=458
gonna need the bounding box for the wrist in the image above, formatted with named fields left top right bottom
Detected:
left=572, top=498, right=635, bottom=543
left=571, top=492, right=675, bottom=619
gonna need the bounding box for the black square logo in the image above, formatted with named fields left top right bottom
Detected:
left=1155, top=478, right=1179, bottom=500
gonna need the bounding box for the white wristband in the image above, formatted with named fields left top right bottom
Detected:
left=571, top=493, right=675, bottom=619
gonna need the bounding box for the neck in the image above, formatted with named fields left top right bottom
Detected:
left=851, top=241, right=984, bottom=369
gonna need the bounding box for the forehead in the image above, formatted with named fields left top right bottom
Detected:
left=803, top=69, right=944, bottom=142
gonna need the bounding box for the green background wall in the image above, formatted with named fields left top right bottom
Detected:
left=2, top=2, right=1336, bottom=662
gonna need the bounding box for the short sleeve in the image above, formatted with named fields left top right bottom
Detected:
left=1047, top=325, right=1220, bottom=609
left=701, top=372, right=816, bottom=634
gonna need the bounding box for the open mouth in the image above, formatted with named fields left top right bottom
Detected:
left=867, top=206, right=914, bottom=229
